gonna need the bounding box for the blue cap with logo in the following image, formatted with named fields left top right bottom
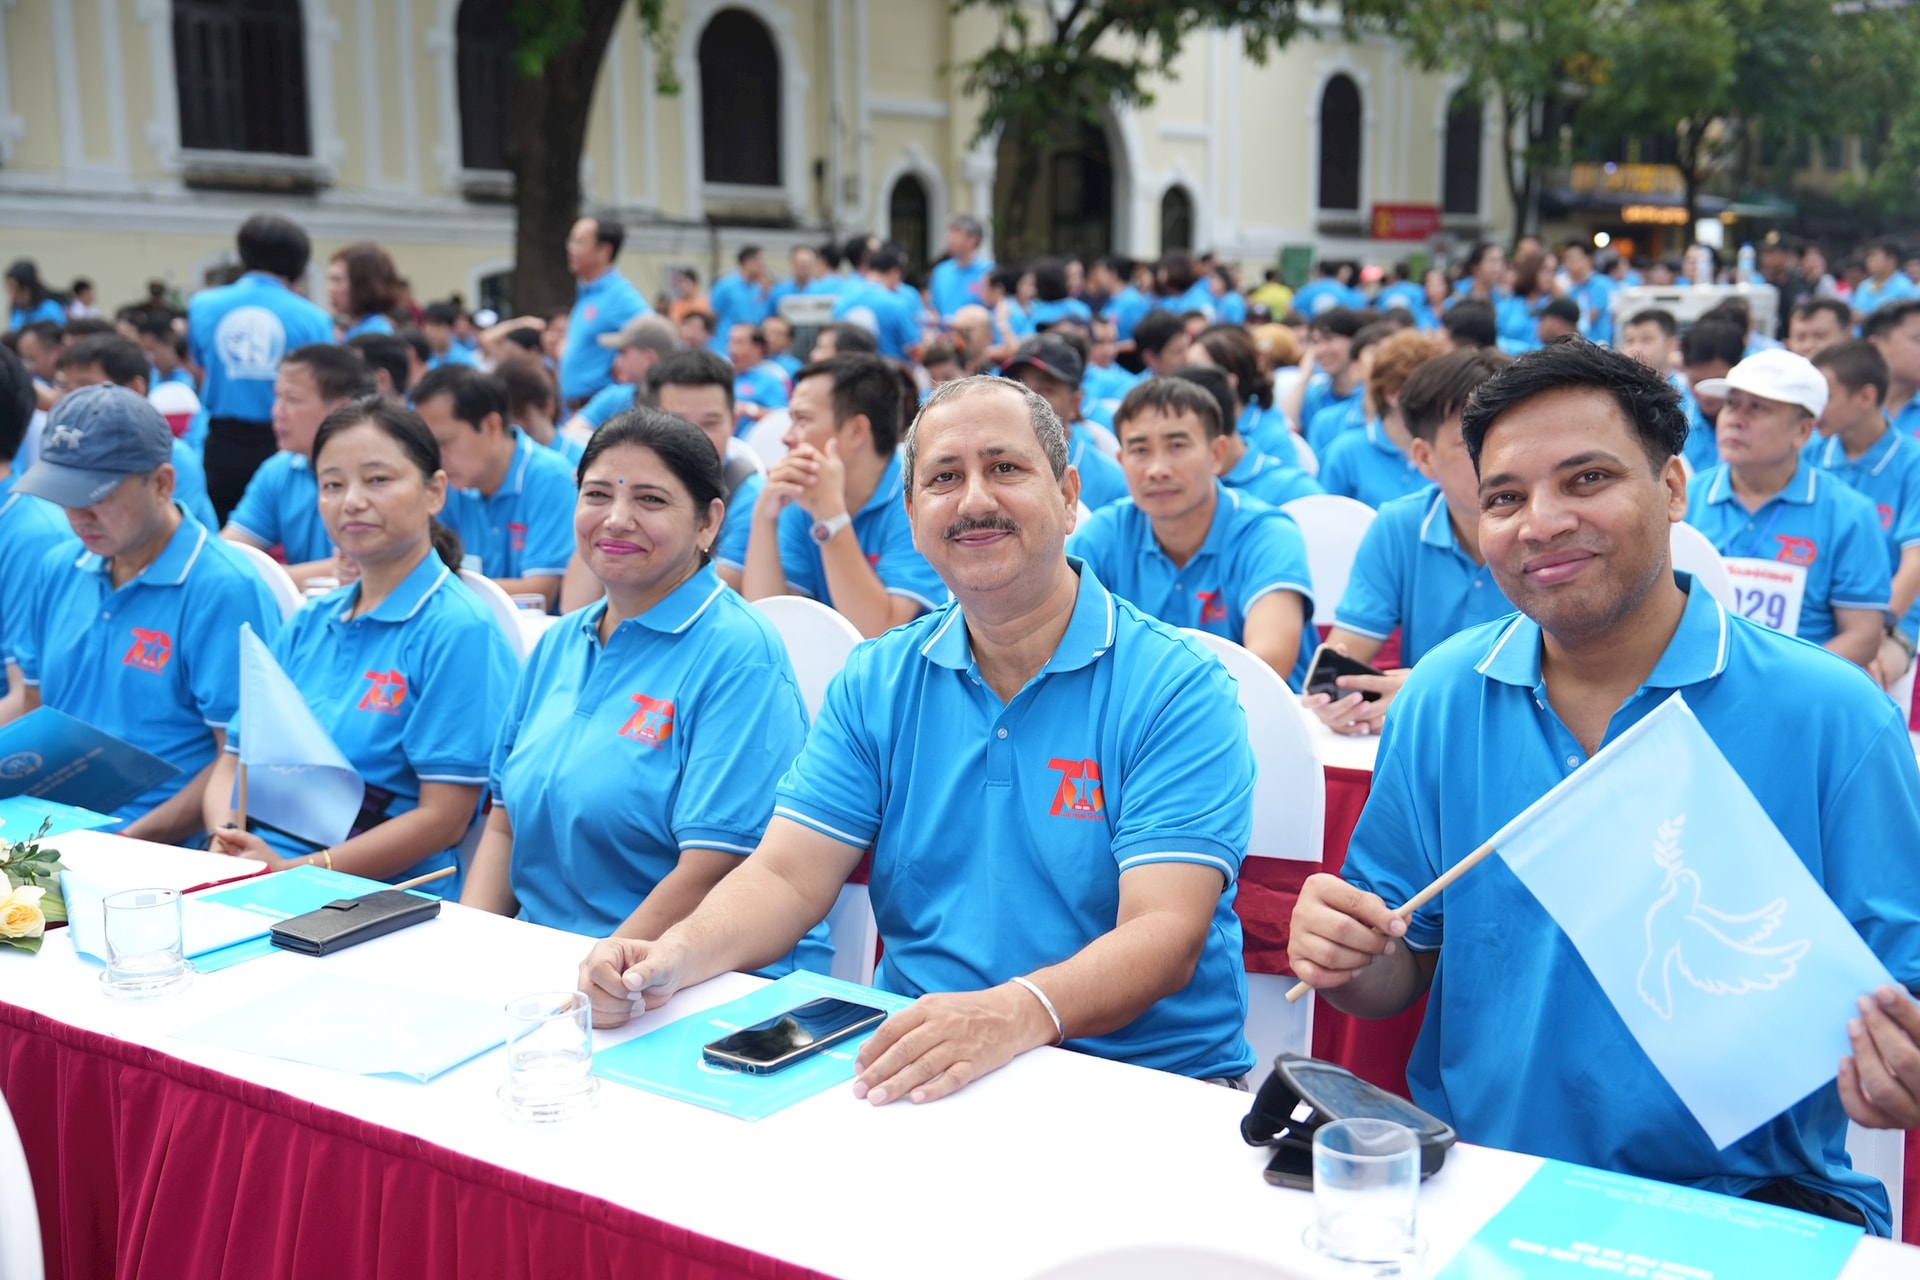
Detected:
left=14, top=383, right=174, bottom=509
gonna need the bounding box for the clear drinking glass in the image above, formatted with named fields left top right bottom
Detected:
left=100, top=888, right=194, bottom=998
left=499, top=990, right=598, bottom=1122
left=1308, top=1117, right=1422, bottom=1265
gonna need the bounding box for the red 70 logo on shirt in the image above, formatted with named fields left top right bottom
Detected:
left=618, top=694, right=676, bottom=747
left=1047, top=758, right=1105, bottom=820
left=1774, top=535, right=1818, bottom=567
left=122, top=628, right=172, bottom=672
left=358, top=670, right=408, bottom=713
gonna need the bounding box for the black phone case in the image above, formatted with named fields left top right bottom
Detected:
left=269, top=890, right=440, bottom=956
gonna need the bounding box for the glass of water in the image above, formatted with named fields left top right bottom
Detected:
left=100, top=888, right=194, bottom=998
left=499, top=990, right=598, bottom=1123
left=1308, top=1117, right=1421, bottom=1266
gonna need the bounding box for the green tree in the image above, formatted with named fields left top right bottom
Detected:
left=1344, top=0, right=1597, bottom=243
left=503, top=0, right=673, bottom=317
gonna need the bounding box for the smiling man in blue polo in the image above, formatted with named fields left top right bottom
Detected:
left=581, top=374, right=1257, bottom=1101
left=10, top=384, right=279, bottom=840
left=1289, top=341, right=1920, bottom=1234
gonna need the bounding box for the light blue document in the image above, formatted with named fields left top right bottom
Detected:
left=1489, top=695, right=1894, bottom=1148
left=171, top=973, right=505, bottom=1083
left=0, top=706, right=179, bottom=811
left=61, top=869, right=272, bottom=965
left=1435, top=1160, right=1861, bottom=1280
left=591, top=970, right=912, bottom=1121
left=0, top=795, right=120, bottom=839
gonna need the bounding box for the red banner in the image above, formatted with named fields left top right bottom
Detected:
left=1370, top=204, right=1444, bottom=241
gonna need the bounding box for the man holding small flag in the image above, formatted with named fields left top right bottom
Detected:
left=1289, top=340, right=1920, bottom=1234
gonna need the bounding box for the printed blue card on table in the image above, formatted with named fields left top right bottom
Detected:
left=591, top=970, right=912, bottom=1121
left=0, top=707, right=179, bottom=813
left=1434, top=1160, right=1862, bottom=1280
left=0, top=794, right=121, bottom=839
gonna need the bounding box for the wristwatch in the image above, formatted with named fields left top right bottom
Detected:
left=810, top=512, right=853, bottom=545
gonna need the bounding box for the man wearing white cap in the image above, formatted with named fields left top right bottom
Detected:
left=1684, top=348, right=1890, bottom=671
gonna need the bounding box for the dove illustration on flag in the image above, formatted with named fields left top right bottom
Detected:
left=235, top=622, right=364, bottom=849
left=1486, top=694, right=1893, bottom=1149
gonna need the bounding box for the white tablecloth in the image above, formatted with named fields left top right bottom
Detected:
left=51, top=829, right=265, bottom=894
left=4, top=900, right=1912, bottom=1279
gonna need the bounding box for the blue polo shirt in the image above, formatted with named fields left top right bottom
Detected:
left=1221, top=446, right=1324, bottom=508
left=930, top=256, right=993, bottom=320
left=831, top=281, right=919, bottom=360
left=1298, top=374, right=1362, bottom=450
left=773, top=561, right=1256, bottom=1080
left=1341, top=574, right=1920, bottom=1234
left=341, top=315, right=394, bottom=340
left=1853, top=273, right=1916, bottom=317
left=489, top=566, right=830, bottom=969
left=0, top=478, right=72, bottom=688
left=576, top=382, right=638, bottom=431
left=1103, top=286, right=1153, bottom=341
left=560, top=269, right=648, bottom=404
left=1068, top=483, right=1315, bottom=688
left=1029, top=298, right=1095, bottom=329
left=1685, top=463, right=1889, bottom=644
left=1154, top=281, right=1216, bottom=320
left=1292, top=279, right=1366, bottom=317
left=1307, top=396, right=1365, bottom=458
left=441, top=428, right=578, bottom=581
left=1334, top=485, right=1512, bottom=664
left=169, top=440, right=218, bottom=532
left=426, top=345, right=479, bottom=370
left=1082, top=362, right=1141, bottom=425
left=1214, top=291, right=1247, bottom=326
left=1319, top=420, right=1425, bottom=509
left=1239, top=403, right=1301, bottom=469
left=186, top=273, right=333, bottom=422
left=707, top=271, right=772, bottom=355
left=14, top=510, right=280, bottom=823
left=773, top=450, right=946, bottom=615
left=734, top=360, right=791, bottom=431
left=1566, top=273, right=1617, bottom=344
left=225, top=452, right=329, bottom=563
left=1677, top=386, right=1720, bottom=475
left=9, top=298, right=64, bottom=331
left=226, top=553, right=516, bottom=889
left=714, top=470, right=763, bottom=572
left=1808, top=426, right=1920, bottom=638
left=1070, top=425, right=1129, bottom=510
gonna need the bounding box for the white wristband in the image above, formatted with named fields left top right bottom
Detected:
left=1010, top=975, right=1065, bottom=1046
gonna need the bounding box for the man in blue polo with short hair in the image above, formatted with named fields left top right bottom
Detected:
left=1684, top=348, right=1889, bottom=672
left=929, top=216, right=993, bottom=322
left=580, top=374, right=1257, bottom=1102
left=1291, top=339, right=1920, bottom=1235
left=187, top=213, right=334, bottom=522
left=0, top=345, right=65, bottom=726
left=1069, top=378, right=1315, bottom=688
left=413, top=365, right=576, bottom=610
left=559, top=215, right=648, bottom=409
left=11, top=384, right=280, bottom=840
left=1307, top=350, right=1517, bottom=736
left=707, top=245, right=773, bottom=355
left=742, top=354, right=945, bottom=637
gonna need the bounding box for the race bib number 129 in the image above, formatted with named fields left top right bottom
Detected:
left=1722, top=557, right=1807, bottom=637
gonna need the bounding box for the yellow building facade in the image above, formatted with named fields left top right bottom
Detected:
left=0, top=1, right=1509, bottom=313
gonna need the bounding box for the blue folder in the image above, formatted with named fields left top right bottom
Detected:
left=0, top=707, right=180, bottom=813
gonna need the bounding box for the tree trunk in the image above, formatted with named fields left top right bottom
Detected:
left=1501, top=93, right=1531, bottom=247
left=506, top=1, right=628, bottom=318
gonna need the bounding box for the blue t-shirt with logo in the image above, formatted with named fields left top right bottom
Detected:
left=440, top=428, right=579, bottom=582
left=186, top=273, right=333, bottom=422
left=560, top=269, right=649, bottom=404
left=772, top=450, right=946, bottom=615
left=930, top=256, right=993, bottom=321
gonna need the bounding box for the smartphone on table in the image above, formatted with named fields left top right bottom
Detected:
left=1303, top=644, right=1386, bottom=703
left=701, top=997, right=888, bottom=1074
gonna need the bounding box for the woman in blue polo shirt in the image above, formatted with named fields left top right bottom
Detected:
left=327, top=242, right=402, bottom=340
left=462, top=409, right=829, bottom=973
left=206, top=398, right=517, bottom=895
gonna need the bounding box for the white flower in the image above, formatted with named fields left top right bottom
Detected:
left=0, top=883, right=47, bottom=939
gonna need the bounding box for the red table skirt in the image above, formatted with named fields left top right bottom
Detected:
left=1231, top=766, right=1920, bottom=1245
left=0, top=1001, right=828, bottom=1280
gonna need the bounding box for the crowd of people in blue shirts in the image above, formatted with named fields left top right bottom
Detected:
left=3, top=206, right=1920, bottom=1235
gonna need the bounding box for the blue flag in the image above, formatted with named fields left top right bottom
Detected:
left=1488, top=693, right=1893, bottom=1149
left=236, top=623, right=363, bottom=849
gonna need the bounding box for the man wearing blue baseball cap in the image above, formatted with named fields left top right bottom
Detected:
left=10, top=384, right=280, bottom=840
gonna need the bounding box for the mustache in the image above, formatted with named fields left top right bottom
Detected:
left=943, top=515, right=1019, bottom=540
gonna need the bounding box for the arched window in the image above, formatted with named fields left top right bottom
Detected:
left=699, top=9, right=780, bottom=188
left=888, top=174, right=930, bottom=275
left=172, top=0, right=310, bottom=155
left=1160, top=185, right=1194, bottom=253
left=457, top=0, right=514, bottom=173
left=1442, top=91, right=1482, bottom=216
left=1317, top=74, right=1362, bottom=212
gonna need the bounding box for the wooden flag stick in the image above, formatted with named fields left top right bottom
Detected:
left=392, top=866, right=458, bottom=892
left=1284, top=837, right=1502, bottom=1003
left=234, top=761, right=249, bottom=833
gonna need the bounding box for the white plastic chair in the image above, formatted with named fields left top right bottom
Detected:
left=1185, top=629, right=1325, bottom=1070
left=1280, top=494, right=1377, bottom=626
left=741, top=409, right=791, bottom=470
left=457, top=569, right=530, bottom=662
left=723, top=435, right=767, bottom=477
left=752, top=594, right=877, bottom=984
left=0, top=1087, right=42, bottom=1280
left=1669, top=520, right=1737, bottom=609
left=228, top=540, right=304, bottom=622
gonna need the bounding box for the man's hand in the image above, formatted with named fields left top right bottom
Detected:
left=1302, top=669, right=1408, bottom=736
left=794, top=439, right=847, bottom=522
left=1839, top=985, right=1920, bottom=1128
left=754, top=450, right=812, bottom=524
left=577, top=936, right=688, bottom=1029
left=1287, top=873, right=1405, bottom=992
left=851, top=983, right=1057, bottom=1105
